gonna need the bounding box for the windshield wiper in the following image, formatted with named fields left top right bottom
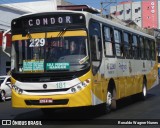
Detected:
left=24, top=29, right=33, bottom=39
left=57, top=27, right=68, bottom=37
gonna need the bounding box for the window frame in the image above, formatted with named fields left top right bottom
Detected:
left=123, top=31, right=132, bottom=59
left=150, top=39, right=156, bottom=60
left=144, top=38, right=151, bottom=60
left=113, top=28, right=124, bottom=58
left=132, top=34, right=139, bottom=59
left=89, top=19, right=103, bottom=75
left=102, top=25, right=116, bottom=57
left=139, top=36, right=145, bottom=60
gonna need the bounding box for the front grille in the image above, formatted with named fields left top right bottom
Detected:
left=25, top=88, right=69, bottom=93
left=25, top=99, right=69, bottom=105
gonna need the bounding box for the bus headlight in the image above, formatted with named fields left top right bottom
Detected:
left=70, top=79, right=90, bottom=93
left=12, top=85, right=23, bottom=94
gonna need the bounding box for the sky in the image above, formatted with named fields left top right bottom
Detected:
left=67, top=0, right=118, bottom=10
left=0, top=0, right=141, bottom=14
left=66, top=0, right=140, bottom=13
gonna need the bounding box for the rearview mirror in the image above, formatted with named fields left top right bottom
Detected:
left=2, top=29, right=11, bottom=57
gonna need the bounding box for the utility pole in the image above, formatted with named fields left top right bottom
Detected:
left=100, top=0, right=117, bottom=17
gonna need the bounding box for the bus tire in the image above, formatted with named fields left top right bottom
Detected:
left=0, top=90, right=6, bottom=102
left=138, top=79, right=147, bottom=100
left=106, top=88, right=117, bottom=112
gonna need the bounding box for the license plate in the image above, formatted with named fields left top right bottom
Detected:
left=39, top=98, right=53, bottom=104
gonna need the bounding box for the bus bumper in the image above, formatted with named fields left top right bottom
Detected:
left=11, top=85, right=92, bottom=108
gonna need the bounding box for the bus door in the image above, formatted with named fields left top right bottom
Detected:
left=89, top=21, right=103, bottom=105
left=90, top=34, right=104, bottom=105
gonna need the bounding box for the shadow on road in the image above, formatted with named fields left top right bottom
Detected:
left=115, top=93, right=156, bottom=111
left=14, top=106, right=106, bottom=121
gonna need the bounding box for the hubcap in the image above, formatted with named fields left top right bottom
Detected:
left=1, top=92, right=5, bottom=101
left=107, top=91, right=112, bottom=106
left=143, top=86, right=147, bottom=97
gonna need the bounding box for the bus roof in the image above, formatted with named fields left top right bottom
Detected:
left=14, top=10, right=155, bottom=40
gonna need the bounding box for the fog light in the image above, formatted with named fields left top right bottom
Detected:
left=71, top=88, right=76, bottom=93
left=12, top=85, right=23, bottom=94
left=77, top=85, right=82, bottom=90
left=82, top=82, right=86, bottom=87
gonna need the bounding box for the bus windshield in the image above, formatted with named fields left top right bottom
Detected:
left=12, top=32, right=89, bottom=73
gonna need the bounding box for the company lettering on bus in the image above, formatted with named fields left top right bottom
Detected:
left=28, top=16, right=73, bottom=27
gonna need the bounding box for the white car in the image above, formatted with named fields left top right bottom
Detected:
left=0, top=76, right=11, bottom=101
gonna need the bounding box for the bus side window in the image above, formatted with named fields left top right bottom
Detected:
left=103, top=26, right=114, bottom=56
left=123, top=32, right=131, bottom=58
left=114, top=29, right=123, bottom=57
left=140, top=37, right=145, bottom=59
left=132, top=35, right=138, bottom=59
left=151, top=40, right=156, bottom=60
left=144, top=38, right=150, bottom=60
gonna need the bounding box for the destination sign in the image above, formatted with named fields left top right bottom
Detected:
left=12, top=13, right=85, bottom=29
left=23, top=60, right=44, bottom=72
left=46, top=63, right=70, bottom=70
left=28, top=16, right=73, bottom=27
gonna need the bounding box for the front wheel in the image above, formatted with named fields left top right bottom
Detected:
left=0, top=91, right=6, bottom=102
left=106, top=88, right=117, bottom=112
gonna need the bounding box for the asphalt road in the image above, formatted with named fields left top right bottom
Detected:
left=0, top=84, right=160, bottom=127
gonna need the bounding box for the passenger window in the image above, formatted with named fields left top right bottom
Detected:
left=132, top=35, right=138, bottom=59
left=123, top=32, right=132, bottom=58
left=103, top=27, right=114, bottom=56
left=144, top=39, right=150, bottom=60
left=151, top=40, right=156, bottom=60
left=114, top=29, right=123, bottom=57
left=140, top=37, right=144, bottom=59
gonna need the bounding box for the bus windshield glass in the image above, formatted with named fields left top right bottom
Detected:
left=12, top=31, right=89, bottom=73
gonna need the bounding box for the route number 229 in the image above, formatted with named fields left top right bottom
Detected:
left=29, top=38, right=45, bottom=47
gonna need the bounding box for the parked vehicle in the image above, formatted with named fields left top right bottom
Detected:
left=0, top=76, right=11, bottom=101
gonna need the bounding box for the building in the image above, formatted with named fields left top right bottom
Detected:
left=110, top=0, right=159, bottom=29
left=110, top=0, right=160, bottom=58
left=0, top=0, right=71, bottom=75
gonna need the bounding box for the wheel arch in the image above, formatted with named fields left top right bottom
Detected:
left=108, top=78, right=116, bottom=92
left=143, top=75, right=147, bottom=88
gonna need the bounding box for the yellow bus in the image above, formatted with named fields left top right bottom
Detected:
left=2, top=10, right=158, bottom=114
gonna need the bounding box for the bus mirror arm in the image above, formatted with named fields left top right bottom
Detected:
left=2, top=29, right=11, bottom=57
